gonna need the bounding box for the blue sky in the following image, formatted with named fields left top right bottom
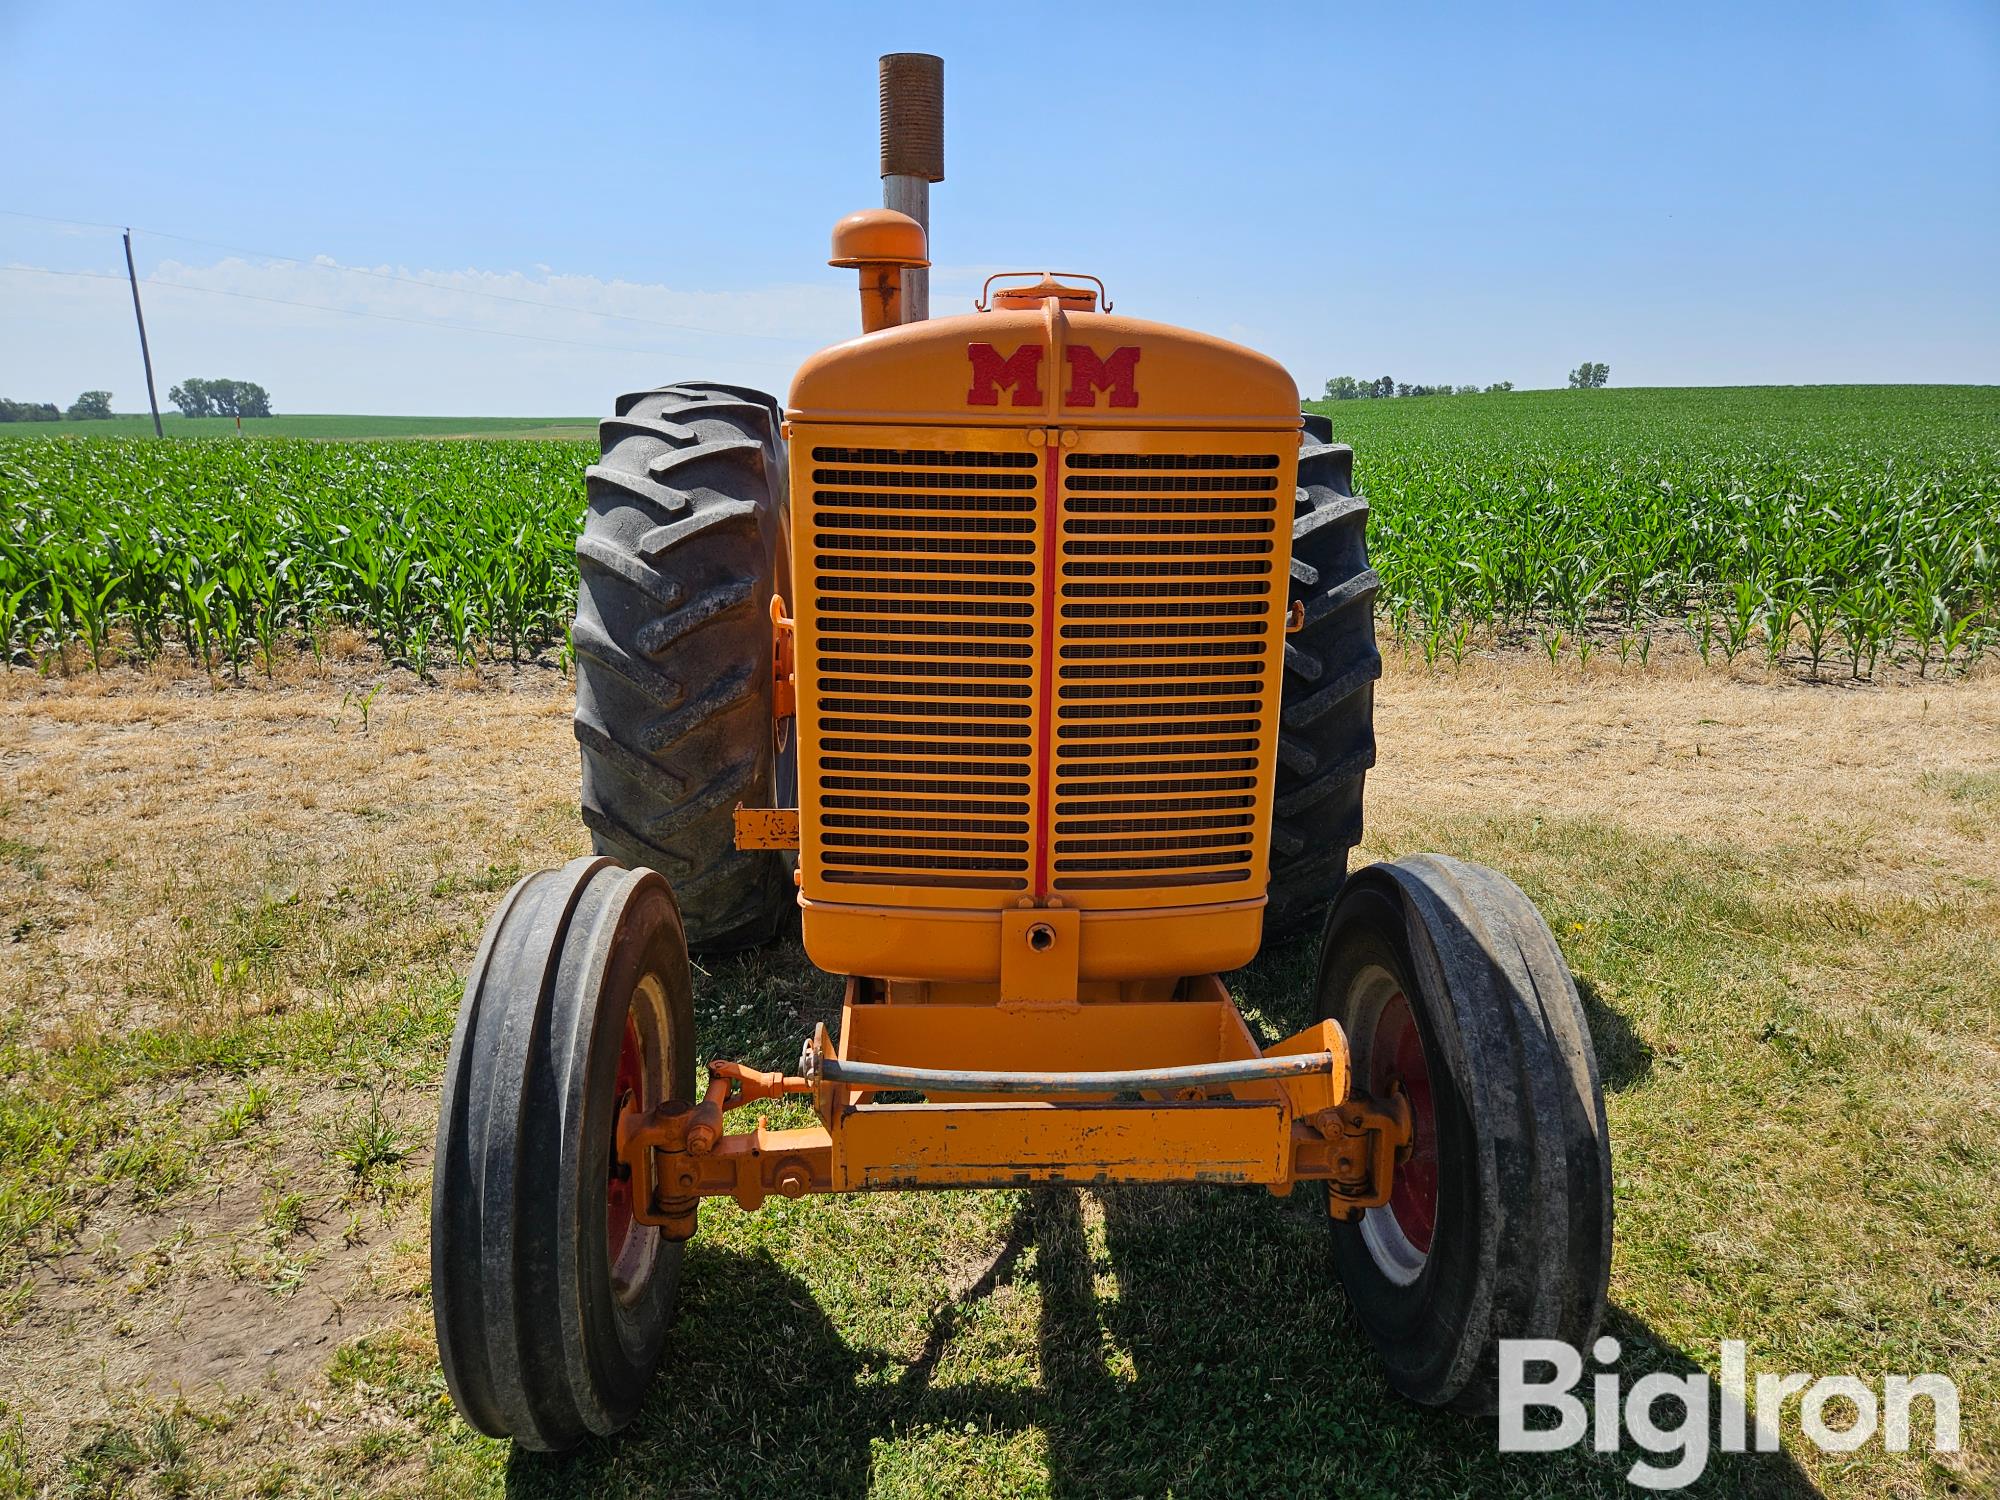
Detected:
left=2, top=1, right=1995, bottom=415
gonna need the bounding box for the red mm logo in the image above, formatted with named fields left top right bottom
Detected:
left=966, top=343, right=1141, bottom=408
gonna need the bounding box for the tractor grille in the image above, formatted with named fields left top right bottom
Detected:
left=799, top=432, right=1289, bottom=906
left=1052, top=451, right=1281, bottom=891
left=808, top=444, right=1039, bottom=890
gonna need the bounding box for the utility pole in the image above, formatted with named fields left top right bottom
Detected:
left=122, top=229, right=163, bottom=437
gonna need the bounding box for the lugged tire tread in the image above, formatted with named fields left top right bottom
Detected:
left=1275, top=744, right=1379, bottom=817
left=635, top=664, right=757, bottom=755
left=1282, top=656, right=1381, bottom=732
left=1299, top=566, right=1381, bottom=630
left=611, top=755, right=767, bottom=841
left=646, top=433, right=765, bottom=472
left=1292, top=492, right=1368, bottom=539
left=573, top=382, right=792, bottom=951
left=635, top=501, right=764, bottom=567
left=598, top=416, right=700, bottom=450
left=583, top=463, right=695, bottom=521
left=576, top=533, right=687, bottom=611
left=571, top=717, right=686, bottom=795
left=568, top=618, right=685, bottom=710
left=577, top=804, right=692, bottom=880
left=633, top=577, right=758, bottom=652
left=1284, top=640, right=1325, bottom=683
left=1269, top=434, right=1380, bottom=936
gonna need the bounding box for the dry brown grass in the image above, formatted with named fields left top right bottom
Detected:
left=1372, top=647, right=2000, bottom=893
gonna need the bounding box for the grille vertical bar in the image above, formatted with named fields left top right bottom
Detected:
left=808, top=444, right=1039, bottom=890
left=1053, top=450, right=1282, bottom=892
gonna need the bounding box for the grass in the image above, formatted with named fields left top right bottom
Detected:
left=1921, top=769, right=2000, bottom=805
left=27, top=413, right=597, bottom=441
left=0, top=665, right=1992, bottom=1495
left=330, top=1091, right=412, bottom=1195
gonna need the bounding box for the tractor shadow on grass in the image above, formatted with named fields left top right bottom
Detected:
left=500, top=1242, right=879, bottom=1497
left=503, top=1186, right=1821, bottom=1500
left=1027, top=1185, right=1822, bottom=1498
left=1575, top=973, right=1655, bottom=1091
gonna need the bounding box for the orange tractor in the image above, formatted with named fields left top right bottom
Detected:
left=431, top=54, right=1611, bottom=1450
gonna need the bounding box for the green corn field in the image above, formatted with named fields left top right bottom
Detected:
left=0, top=437, right=588, bottom=676
left=0, top=384, right=1994, bottom=679
left=1315, top=384, right=1999, bottom=677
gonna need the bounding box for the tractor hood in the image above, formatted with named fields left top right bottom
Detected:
left=787, top=303, right=1300, bottom=432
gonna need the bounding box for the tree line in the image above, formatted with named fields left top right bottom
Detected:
left=0, top=391, right=115, bottom=422
left=168, top=378, right=274, bottom=418
left=1323, top=376, right=1516, bottom=399
left=1322, top=361, right=1611, bottom=400
left=1, top=377, right=277, bottom=424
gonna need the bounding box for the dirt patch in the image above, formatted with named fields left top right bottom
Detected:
left=0, top=1078, right=430, bottom=1450
left=0, top=665, right=579, bottom=1042
left=1367, top=650, right=2000, bottom=897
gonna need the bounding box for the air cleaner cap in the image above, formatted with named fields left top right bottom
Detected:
left=829, top=208, right=930, bottom=269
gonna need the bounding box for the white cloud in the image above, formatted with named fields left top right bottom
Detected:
left=0, top=252, right=870, bottom=416
left=2, top=253, right=1202, bottom=416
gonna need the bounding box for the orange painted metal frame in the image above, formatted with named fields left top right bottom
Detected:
left=616, top=977, right=1412, bottom=1242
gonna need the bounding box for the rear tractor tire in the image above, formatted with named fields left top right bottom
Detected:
left=1317, top=854, right=1613, bottom=1412
left=572, top=381, right=794, bottom=953
left=431, top=857, right=696, bottom=1450
left=1268, top=415, right=1382, bottom=939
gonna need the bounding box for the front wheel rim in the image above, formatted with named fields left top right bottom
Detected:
left=605, top=975, right=668, bottom=1305
left=1350, top=968, right=1440, bottom=1287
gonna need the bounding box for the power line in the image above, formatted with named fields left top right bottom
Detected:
left=3, top=265, right=122, bottom=281
left=0, top=265, right=798, bottom=368
left=0, top=209, right=820, bottom=346
left=0, top=209, right=126, bottom=233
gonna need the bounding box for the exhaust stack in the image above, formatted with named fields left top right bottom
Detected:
left=878, top=52, right=943, bottom=322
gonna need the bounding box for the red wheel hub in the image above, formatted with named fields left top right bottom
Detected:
left=606, top=1017, right=644, bottom=1268
left=1369, top=990, right=1438, bottom=1254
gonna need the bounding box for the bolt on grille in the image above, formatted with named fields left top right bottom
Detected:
left=1053, top=450, right=1281, bottom=892
left=809, top=445, right=1040, bottom=890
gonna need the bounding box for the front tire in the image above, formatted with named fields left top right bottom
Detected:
left=1318, top=854, right=1612, bottom=1412
left=432, top=858, right=696, bottom=1450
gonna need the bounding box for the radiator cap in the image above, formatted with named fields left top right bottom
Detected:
left=990, top=275, right=1099, bottom=313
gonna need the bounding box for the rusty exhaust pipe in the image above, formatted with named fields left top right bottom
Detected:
left=878, top=52, right=942, bottom=322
